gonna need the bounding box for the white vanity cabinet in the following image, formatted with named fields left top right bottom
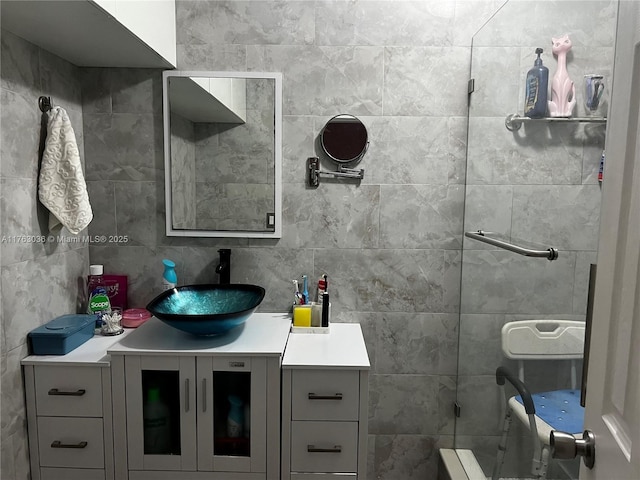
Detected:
left=21, top=332, right=133, bottom=480
left=281, top=324, right=370, bottom=479
left=108, top=314, right=291, bottom=480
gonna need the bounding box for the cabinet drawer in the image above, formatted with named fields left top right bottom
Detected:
left=41, top=467, right=105, bottom=480
left=291, top=421, right=358, bottom=473
left=37, top=417, right=104, bottom=469
left=35, top=366, right=102, bottom=417
left=292, top=370, right=359, bottom=421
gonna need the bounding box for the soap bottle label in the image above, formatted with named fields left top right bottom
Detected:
left=525, top=76, right=539, bottom=113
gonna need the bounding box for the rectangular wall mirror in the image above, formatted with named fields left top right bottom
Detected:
left=162, top=71, right=282, bottom=238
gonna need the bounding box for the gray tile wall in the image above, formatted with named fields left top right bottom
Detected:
left=84, top=3, right=502, bottom=477
left=0, top=30, right=90, bottom=480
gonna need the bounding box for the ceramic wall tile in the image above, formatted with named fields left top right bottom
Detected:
left=0, top=30, right=40, bottom=97
left=457, top=314, right=506, bottom=376
left=83, top=113, right=163, bottom=181
left=114, top=181, right=163, bottom=248
left=176, top=0, right=314, bottom=46
left=0, top=178, right=46, bottom=265
left=379, top=185, right=464, bottom=250
left=463, top=185, right=513, bottom=242
left=369, top=374, right=455, bottom=435
left=79, top=68, right=112, bottom=114
left=454, top=374, right=502, bottom=436
left=460, top=250, right=576, bottom=314
left=466, top=117, right=584, bottom=185
left=1, top=428, right=30, bottom=480
left=452, top=0, right=509, bottom=47
left=383, top=46, right=470, bottom=116
left=376, top=313, right=458, bottom=375
left=1, top=344, right=29, bottom=439
left=111, top=68, right=163, bottom=115
left=39, top=48, right=82, bottom=111
left=469, top=46, right=521, bottom=117
left=247, top=45, right=384, bottom=116
left=373, top=434, right=454, bottom=480
left=282, top=115, right=314, bottom=185
left=281, top=183, right=380, bottom=249
left=511, top=185, right=601, bottom=251
left=366, top=116, right=454, bottom=186
left=88, top=245, right=183, bottom=306
left=443, top=250, right=462, bottom=314
left=231, top=247, right=314, bottom=312
left=86, top=181, right=117, bottom=238
left=314, top=249, right=446, bottom=313
left=1, top=248, right=88, bottom=352
left=176, top=44, right=247, bottom=71
left=448, top=117, right=468, bottom=185
left=315, top=0, right=455, bottom=47
left=0, top=88, right=40, bottom=179
left=472, top=0, right=616, bottom=48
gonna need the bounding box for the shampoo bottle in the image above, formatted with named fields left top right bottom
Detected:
left=524, top=48, right=549, bottom=118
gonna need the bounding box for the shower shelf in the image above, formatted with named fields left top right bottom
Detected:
left=505, top=113, right=607, bottom=131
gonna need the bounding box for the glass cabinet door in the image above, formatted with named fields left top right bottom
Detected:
left=125, top=355, right=196, bottom=471
left=197, top=356, right=267, bottom=472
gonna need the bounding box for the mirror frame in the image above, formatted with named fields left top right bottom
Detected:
left=320, top=114, right=369, bottom=164
left=162, top=70, right=283, bottom=238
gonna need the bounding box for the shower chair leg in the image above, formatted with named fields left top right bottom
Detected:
left=492, top=408, right=513, bottom=480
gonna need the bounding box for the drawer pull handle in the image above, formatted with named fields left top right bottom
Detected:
left=308, top=393, right=343, bottom=400
left=51, top=441, right=88, bottom=449
left=307, top=445, right=342, bottom=453
left=48, top=388, right=86, bottom=396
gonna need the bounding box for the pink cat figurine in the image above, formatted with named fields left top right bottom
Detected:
left=548, top=34, right=576, bottom=117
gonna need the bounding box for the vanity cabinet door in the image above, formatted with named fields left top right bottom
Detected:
left=196, top=356, right=267, bottom=473
left=124, top=355, right=197, bottom=471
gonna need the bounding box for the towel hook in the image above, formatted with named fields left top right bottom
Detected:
left=38, top=96, right=52, bottom=113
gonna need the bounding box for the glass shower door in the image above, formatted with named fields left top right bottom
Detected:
left=454, top=1, right=616, bottom=478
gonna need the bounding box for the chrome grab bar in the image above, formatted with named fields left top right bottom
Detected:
left=464, top=230, right=559, bottom=261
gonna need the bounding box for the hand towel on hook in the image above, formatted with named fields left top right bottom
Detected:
left=38, top=106, right=93, bottom=235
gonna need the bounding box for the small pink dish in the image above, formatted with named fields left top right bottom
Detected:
left=122, top=308, right=151, bottom=328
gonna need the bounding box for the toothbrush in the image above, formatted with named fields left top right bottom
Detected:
left=302, top=275, right=309, bottom=305
left=292, top=280, right=302, bottom=305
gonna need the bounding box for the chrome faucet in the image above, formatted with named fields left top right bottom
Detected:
left=216, top=249, right=231, bottom=284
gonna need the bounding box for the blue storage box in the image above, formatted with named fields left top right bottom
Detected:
left=28, top=314, right=96, bottom=355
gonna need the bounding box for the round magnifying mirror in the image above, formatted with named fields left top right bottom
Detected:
left=320, top=114, right=368, bottom=164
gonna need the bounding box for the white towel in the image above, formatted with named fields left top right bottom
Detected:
left=38, top=106, right=93, bottom=235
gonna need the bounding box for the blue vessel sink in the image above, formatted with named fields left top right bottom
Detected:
left=146, top=284, right=265, bottom=336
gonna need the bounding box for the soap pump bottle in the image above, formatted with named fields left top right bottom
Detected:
left=87, top=264, right=111, bottom=333
left=524, top=47, right=549, bottom=119
left=162, top=259, right=177, bottom=290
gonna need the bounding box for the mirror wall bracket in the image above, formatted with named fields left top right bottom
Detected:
left=307, top=157, right=364, bottom=188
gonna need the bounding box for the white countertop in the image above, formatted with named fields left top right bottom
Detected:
left=282, top=323, right=370, bottom=370
left=107, top=313, right=292, bottom=357
left=21, top=328, right=134, bottom=367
